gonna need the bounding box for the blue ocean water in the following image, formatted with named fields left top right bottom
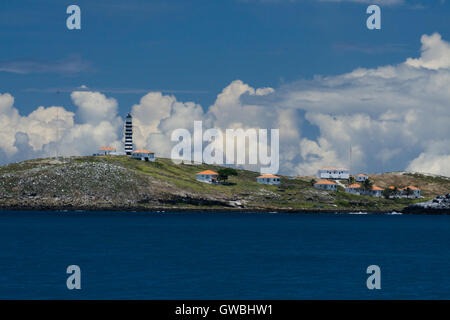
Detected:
left=0, top=210, right=448, bottom=299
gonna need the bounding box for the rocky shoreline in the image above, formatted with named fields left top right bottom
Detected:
left=402, top=193, right=450, bottom=214
left=0, top=204, right=440, bottom=214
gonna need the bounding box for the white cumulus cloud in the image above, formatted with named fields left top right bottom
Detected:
left=2, top=32, right=450, bottom=178
left=0, top=91, right=123, bottom=163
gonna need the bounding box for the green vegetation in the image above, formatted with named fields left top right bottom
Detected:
left=382, top=187, right=395, bottom=199
left=348, top=176, right=355, bottom=185
left=217, top=168, right=238, bottom=183
left=361, top=178, right=374, bottom=192
left=404, top=187, right=414, bottom=199
left=370, top=172, right=450, bottom=197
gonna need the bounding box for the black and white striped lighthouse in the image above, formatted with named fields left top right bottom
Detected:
left=124, top=113, right=133, bottom=155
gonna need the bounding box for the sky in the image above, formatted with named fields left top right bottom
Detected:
left=1, top=0, right=450, bottom=176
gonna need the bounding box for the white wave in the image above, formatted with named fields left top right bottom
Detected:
left=387, top=211, right=403, bottom=215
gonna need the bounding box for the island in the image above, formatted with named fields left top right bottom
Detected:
left=0, top=156, right=449, bottom=213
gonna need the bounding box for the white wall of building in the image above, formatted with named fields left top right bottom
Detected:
left=132, top=152, right=155, bottom=161
left=370, top=189, right=382, bottom=197
left=257, top=177, right=280, bottom=185
left=196, top=174, right=218, bottom=183
left=314, top=183, right=337, bottom=191
left=345, top=187, right=361, bottom=194
left=317, top=168, right=349, bottom=180
left=356, top=174, right=368, bottom=182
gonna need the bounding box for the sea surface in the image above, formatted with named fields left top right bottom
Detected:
left=0, top=210, right=449, bottom=299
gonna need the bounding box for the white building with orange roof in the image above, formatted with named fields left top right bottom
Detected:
left=196, top=170, right=219, bottom=184
left=369, top=185, right=383, bottom=197
left=314, top=179, right=337, bottom=191
left=256, top=173, right=280, bottom=185
left=355, top=173, right=368, bottom=182
left=132, top=149, right=155, bottom=162
left=401, top=186, right=421, bottom=198
left=346, top=183, right=361, bottom=195
left=96, top=147, right=116, bottom=155
left=317, top=166, right=349, bottom=180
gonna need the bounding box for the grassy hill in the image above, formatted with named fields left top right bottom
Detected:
left=0, top=155, right=448, bottom=212
left=369, top=172, right=450, bottom=197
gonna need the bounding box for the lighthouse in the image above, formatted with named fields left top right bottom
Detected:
left=124, top=113, right=133, bottom=155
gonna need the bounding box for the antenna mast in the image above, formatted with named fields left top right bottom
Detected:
left=56, top=90, right=60, bottom=160
left=349, top=142, right=352, bottom=176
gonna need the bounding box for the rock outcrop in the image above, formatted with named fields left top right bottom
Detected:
left=402, top=193, right=450, bottom=214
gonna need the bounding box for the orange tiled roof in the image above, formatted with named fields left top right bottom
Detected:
left=99, top=147, right=115, bottom=151
left=404, top=185, right=420, bottom=190
left=315, top=179, right=336, bottom=185
left=372, top=186, right=383, bottom=191
left=357, top=173, right=367, bottom=176
left=197, top=170, right=218, bottom=175
left=132, top=149, right=154, bottom=154
left=257, top=173, right=279, bottom=178
left=348, top=183, right=361, bottom=188
left=320, top=166, right=348, bottom=171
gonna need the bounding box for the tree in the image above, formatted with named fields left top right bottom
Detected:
left=382, top=187, right=394, bottom=199
left=393, top=187, right=399, bottom=197
left=310, top=178, right=317, bottom=186
left=405, top=187, right=413, bottom=199
left=217, top=168, right=238, bottom=183
left=348, top=176, right=355, bottom=185
left=362, top=179, right=373, bottom=193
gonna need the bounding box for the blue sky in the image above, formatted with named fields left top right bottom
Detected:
left=1, top=0, right=448, bottom=113
left=1, top=0, right=450, bottom=176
